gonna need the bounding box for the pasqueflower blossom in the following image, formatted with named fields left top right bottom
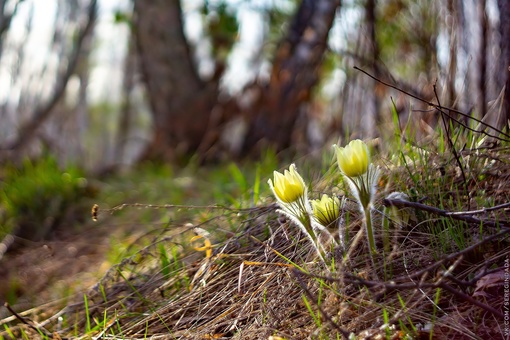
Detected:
left=269, top=164, right=306, bottom=204
left=334, top=139, right=370, bottom=177
left=334, top=139, right=379, bottom=256
left=312, top=194, right=340, bottom=228
left=268, top=164, right=335, bottom=264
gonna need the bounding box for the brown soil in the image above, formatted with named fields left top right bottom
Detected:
left=0, top=216, right=130, bottom=319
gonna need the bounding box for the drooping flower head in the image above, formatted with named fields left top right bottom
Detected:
left=268, top=164, right=306, bottom=203
left=312, top=194, right=340, bottom=228
left=334, top=139, right=370, bottom=178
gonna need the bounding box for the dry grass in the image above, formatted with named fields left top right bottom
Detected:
left=1, top=142, right=509, bottom=339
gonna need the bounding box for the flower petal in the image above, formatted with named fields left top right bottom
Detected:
left=334, top=140, right=370, bottom=177
left=270, top=164, right=306, bottom=203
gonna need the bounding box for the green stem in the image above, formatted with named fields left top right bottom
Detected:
left=294, top=197, right=328, bottom=265
left=364, top=204, right=376, bottom=255
left=297, top=198, right=316, bottom=243
left=363, top=204, right=379, bottom=279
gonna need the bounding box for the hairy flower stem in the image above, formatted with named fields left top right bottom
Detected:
left=277, top=198, right=327, bottom=265
left=363, top=204, right=376, bottom=256
left=362, top=203, right=379, bottom=279
left=346, top=175, right=377, bottom=257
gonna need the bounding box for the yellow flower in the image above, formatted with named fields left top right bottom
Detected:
left=312, top=194, right=340, bottom=228
left=269, top=164, right=306, bottom=203
left=334, top=139, right=370, bottom=177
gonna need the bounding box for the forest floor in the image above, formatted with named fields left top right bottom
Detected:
left=1, top=136, right=509, bottom=339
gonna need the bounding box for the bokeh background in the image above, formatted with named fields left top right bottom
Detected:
left=0, top=0, right=507, bottom=169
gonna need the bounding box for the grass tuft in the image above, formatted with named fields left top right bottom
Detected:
left=1, top=113, right=509, bottom=339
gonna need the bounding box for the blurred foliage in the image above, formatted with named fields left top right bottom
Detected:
left=376, top=0, right=439, bottom=78
left=201, top=0, right=298, bottom=69
left=201, top=1, right=239, bottom=62
left=113, top=9, right=131, bottom=26
left=264, top=1, right=296, bottom=52
left=0, top=157, right=96, bottom=242
left=194, top=147, right=279, bottom=208
left=88, top=147, right=277, bottom=231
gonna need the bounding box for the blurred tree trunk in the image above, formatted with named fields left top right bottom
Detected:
left=0, top=0, right=22, bottom=59
left=363, top=0, right=379, bottom=138
left=134, top=0, right=220, bottom=162
left=1, top=0, right=97, bottom=161
left=478, top=0, right=488, bottom=118
left=446, top=0, right=458, bottom=109
left=65, top=1, right=93, bottom=164
left=498, top=0, right=510, bottom=125
left=116, top=31, right=137, bottom=165
left=134, top=0, right=339, bottom=161
left=242, top=0, right=340, bottom=154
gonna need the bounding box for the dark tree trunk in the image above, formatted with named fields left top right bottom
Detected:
left=134, top=0, right=220, bottom=162
left=498, top=0, right=510, bottom=126
left=446, top=0, right=458, bottom=109
left=478, top=0, right=488, bottom=118
left=242, top=0, right=340, bottom=155
left=364, top=0, right=379, bottom=138
left=134, top=0, right=339, bottom=161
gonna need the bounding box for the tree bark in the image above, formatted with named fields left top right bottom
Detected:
left=116, top=30, right=137, bottom=166
left=478, top=0, right=488, bottom=118
left=364, top=0, right=379, bottom=138
left=134, top=0, right=340, bottom=160
left=242, top=0, right=341, bottom=155
left=446, top=0, right=458, bottom=109
left=498, top=0, right=510, bottom=126
left=134, top=0, right=219, bottom=162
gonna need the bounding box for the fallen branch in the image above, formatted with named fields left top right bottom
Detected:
left=383, top=198, right=510, bottom=229
left=3, top=303, right=66, bottom=339
left=292, top=269, right=351, bottom=339
left=340, top=271, right=504, bottom=319
left=300, top=260, right=504, bottom=320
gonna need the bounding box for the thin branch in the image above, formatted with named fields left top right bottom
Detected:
left=442, top=265, right=493, bottom=288
left=396, top=228, right=509, bottom=281
left=311, top=227, right=509, bottom=286
left=341, top=272, right=504, bottom=319
left=433, top=81, right=469, bottom=199
left=292, top=269, right=351, bottom=339
left=3, top=302, right=66, bottom=339
left=447, top=201, right=510, bottom=216
left=383, top=198, right=510, bottom=229
left=301, top=260, right=504, bottom=320
left=440, top=282, right=502, bottom=318
left=353, top=66, right=510, bottom=141
left=103, top=202, right=277, bottom=216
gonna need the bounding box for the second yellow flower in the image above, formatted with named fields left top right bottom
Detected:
left=333, top=139, right=370, bottom=178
